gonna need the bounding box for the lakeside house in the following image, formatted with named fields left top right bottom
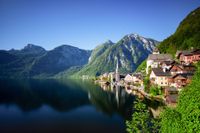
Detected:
left=160, top=60, right=175, bottom=71
left=150, top=63, right=194, bottom=88
left=146, top=52, right=173, bottom=74
left=99, top=58, right=126, bottom=83
left=150, top=68, right=171, bottom=87
left=168, top=73, right=193, bottom=88
left=176, top=49, right=200, bottom=64
left=124, top=74, right=133, bottom=83
left=124, top=73, right=143, bottom=85
left=97, top=48, right=199, bottom=106
left=169, top=64, right=196, bottom=75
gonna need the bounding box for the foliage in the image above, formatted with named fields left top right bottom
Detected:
left=149, top=85, right=162, bottom=96
left=53, top=66, right=83, bottom=79
left=160, top=63, right=200, bottom=132
left=135, top=60, right=147, bottom=74
left=143, top=77, right=150, bottom=92
left=126, top=100, right=160, bottom=133
left=158, top=7, right=200, bottom=55
left=160, top=108, right=181, bottom=133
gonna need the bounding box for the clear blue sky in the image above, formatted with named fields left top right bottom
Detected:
left=0, top=0, right=200, bottom=50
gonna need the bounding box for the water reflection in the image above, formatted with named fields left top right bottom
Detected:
left=99, top=82, right=164, bottom=119
left=0, top=79, right=135, bottom=133
left=0, top=79, right=89, bottom=112
left=0, top=79, right=162, bottom=115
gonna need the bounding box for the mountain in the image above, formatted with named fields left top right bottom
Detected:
left=88, top=40, right=114, bottom=63
left=0, top=50, right=17, bottom=64
left=9, top=44, right=47, bottom=56
left=0, top=44, right=47, bottom=78
left=158, top=7, right=200, bottom=55
left=0, top=44, right=91, bottom=78
left=72, top=34, right=159, bottom=77
left=0, top=34, right=158, bottom=78
left=30, top=45, right=91, bottom=77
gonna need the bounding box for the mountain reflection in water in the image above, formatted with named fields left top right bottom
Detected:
left=0, top=79, right=135, bottom=133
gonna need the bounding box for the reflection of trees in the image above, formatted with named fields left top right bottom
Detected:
left=0, top=79, right=89, bottom=112
left=0, top=79, right=135, bottom=118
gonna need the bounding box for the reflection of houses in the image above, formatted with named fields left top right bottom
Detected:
left=146, top=53, right=173, bottom=74
left=176, top=49, right=200, bottom=64
left=150, top=68, right=171, bottom=87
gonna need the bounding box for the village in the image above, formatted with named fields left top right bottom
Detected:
left=96, top=48, right=200, bottom=107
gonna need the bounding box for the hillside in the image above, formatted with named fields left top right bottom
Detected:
left=72, top=34, right=159, bottom=77
left=30, top=45, right=91, bottom=77
left=158, top=7, right=200, bottom=55
left=0, top=44, right=91, bottom=78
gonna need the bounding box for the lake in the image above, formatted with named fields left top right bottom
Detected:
left=0, top=79, right=137, bottom=133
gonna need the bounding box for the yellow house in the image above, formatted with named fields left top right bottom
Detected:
left=150, top=68, right=171, bottom=87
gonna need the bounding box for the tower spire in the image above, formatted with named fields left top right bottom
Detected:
left=116, top=58, right=119, bottom=73
left=115, top=58, right=120, bottom=82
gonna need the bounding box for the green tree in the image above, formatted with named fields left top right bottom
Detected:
left=149, top=85, right=162, bottom=96
left=160, top=63, right=200, bottom=132
left=126, top=100, right=160, bottom=133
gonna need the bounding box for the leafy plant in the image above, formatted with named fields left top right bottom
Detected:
left=126, top=100, right=160, bottom=133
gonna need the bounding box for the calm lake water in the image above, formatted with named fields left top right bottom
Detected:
left=0, top=79, right=137, bottom=133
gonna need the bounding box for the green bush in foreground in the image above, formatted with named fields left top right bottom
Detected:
left=160, top=63, right=200, bottom=132
left=126, top=100, right=160, bottom=133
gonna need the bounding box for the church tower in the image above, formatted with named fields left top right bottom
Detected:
left=115, top=58, right=120, bottom=82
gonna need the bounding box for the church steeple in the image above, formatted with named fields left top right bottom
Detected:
left=115, top=58, right=120, bottom=82
left=116, top=58, right=119, bottom=73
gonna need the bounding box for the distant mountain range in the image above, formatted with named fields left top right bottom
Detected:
left=1, top=7, right=200, bottom=78
left=0, top=44, right=91, bottom=78
left=0, top=34, right=158, bottom=78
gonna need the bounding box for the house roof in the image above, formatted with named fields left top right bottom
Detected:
left=153, top=47, right=159, bottom=52
left=176, top=50, right=192, bottom=57
left=191, top=49, right=200, bottom=55
left=152, top=68, right=171, bottom=76
left=166, top=94, right=178, bottom=103
left=169, top=64, right=196, bottom=72
left=176, top=49, right=200, bottom=58
left=161, top=60, right=175, bottom=66
left=165, top=87, right=178, bottom=92
left=147, top=54, right=173, bottom=61
left=125, top=74, right=132, bottom=78
left=170, top=73, right=194, bottom=79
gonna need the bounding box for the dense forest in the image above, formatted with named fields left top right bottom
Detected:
left=158, top=7, right=200, bottom=55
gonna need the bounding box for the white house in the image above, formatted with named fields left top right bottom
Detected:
left=146, top=54, right=173, bottom=74
left=124, top=74, right=133, bottom=83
